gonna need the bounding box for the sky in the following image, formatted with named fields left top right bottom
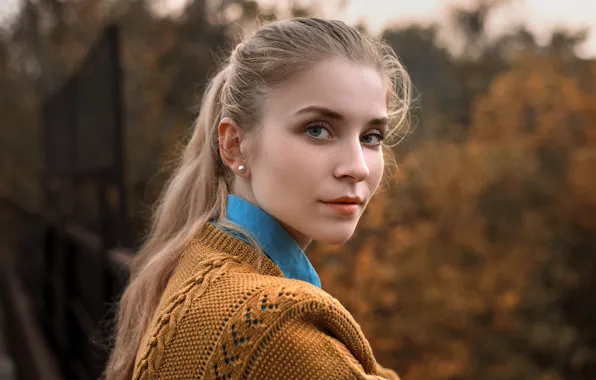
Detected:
left=260, top=0, right=596, bottom=58
left=1, top=0, right=595, bottom=57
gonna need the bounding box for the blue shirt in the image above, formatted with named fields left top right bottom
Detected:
left=214, top=194, right=321, bottom=288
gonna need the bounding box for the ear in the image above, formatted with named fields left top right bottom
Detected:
left=218, top=117, right=249, bottom=176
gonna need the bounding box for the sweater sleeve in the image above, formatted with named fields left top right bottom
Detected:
left=134, top=273, right=401, bottom=380
left=248, top=321, right=399, bottom=380
left=242, top=314, right=401, bottom=380
left=223, top=284, right=402, bottom=380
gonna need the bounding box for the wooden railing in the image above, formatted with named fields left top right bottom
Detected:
left=1, top=198, right=135, bottom=380
left=1, top=22, right=133, bottom=380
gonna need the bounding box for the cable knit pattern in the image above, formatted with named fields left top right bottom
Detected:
left=132, top=223, right=400, bottom=379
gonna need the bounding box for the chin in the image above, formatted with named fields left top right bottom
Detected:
left=310, top=226, right=357, bottom=246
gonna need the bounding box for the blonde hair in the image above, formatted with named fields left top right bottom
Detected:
left=105, top=17, right=411, bottom=380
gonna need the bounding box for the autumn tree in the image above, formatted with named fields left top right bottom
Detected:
left=310, top=51, right=596, bottom=380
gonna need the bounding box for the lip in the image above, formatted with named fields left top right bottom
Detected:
left=322, top=202, right=360, bottom=215
left=320, top=196, right=363, bottom=215
left=324, top=195, right=363, bottom=204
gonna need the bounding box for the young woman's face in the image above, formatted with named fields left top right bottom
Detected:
left=242, top=57, right=388, bottom=247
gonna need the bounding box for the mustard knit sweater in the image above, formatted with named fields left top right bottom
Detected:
left=132, top=223, right=400, bottom=379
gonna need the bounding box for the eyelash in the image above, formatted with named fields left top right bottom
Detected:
left=304, top=122, right=385, bottom=146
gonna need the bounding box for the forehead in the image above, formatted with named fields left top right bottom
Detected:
left=263, top=57, right=388, bottom=121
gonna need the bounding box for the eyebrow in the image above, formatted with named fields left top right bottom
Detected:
left=293, top=105, right=389, bottom=129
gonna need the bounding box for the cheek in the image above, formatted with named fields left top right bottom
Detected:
left=250, top=132, right=322, bottom=197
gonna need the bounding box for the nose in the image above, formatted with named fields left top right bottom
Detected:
left=333, top=140, right=370, bottom=182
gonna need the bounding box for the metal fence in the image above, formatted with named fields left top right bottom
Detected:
left=7, top=23, right=135, bottom=380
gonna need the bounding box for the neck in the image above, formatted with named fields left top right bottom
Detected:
left=230, top=191, right=312, bottom=250
left=279, top=220, right=312, bottom=250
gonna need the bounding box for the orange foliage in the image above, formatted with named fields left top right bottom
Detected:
left=310, top=55, right=596, bottom=379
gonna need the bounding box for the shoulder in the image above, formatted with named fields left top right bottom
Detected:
left=203, top=275, right=389, bottom=379
left=134, top=264, right=383, bottom=379
left=204, top=269, right=356, bottom=337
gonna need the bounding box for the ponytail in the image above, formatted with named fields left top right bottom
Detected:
left=105, top=65, right=231, bottom=380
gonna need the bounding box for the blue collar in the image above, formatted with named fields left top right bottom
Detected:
left=214, top=194, right=321, bottom=288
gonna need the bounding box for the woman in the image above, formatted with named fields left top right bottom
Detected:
left=106, top=17, right=410, bottom=380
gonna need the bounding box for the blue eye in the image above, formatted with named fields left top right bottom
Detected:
left=361, top=133, right=385, bottom=146
left=305, top=123, right=331, bottom=139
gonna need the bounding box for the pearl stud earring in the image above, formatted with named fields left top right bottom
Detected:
left=238, top=164, right=246, bottom=173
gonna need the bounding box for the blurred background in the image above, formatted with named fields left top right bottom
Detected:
left=0, top=0, right=595, bottom=379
